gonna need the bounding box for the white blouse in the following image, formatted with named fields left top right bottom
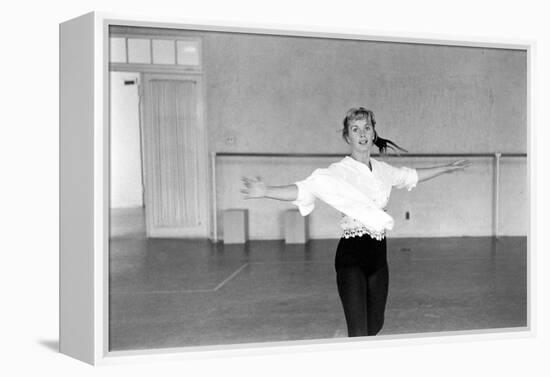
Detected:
left=292, top=156, right=418, bottom=240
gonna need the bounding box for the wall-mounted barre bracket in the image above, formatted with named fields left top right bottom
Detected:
left=494, top=152, right=502, bottom=239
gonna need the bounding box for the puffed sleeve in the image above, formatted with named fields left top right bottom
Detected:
left=292, top=179, right=317, bottom=216
left=388, top=165, right=418, bottom=191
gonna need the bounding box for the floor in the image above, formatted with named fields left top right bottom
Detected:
left=108, top=208, right=527, bottom=351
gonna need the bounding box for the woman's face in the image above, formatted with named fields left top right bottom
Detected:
left=346, top=118, right=375, bottom=152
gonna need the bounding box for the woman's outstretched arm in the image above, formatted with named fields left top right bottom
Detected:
left=241, top=176, right=298, bottom=201
left=416, top=159, right=471, bottom=183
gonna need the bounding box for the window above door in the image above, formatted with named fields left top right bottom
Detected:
left=110, top=35, right=202, bottom=72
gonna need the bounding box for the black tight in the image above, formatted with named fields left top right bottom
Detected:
left=335, top=236, right=389, bottom=337
left=336, top=264, right=389, bottom=336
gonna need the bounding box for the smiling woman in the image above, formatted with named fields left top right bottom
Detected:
left=241, top=106, right=471, bottom=337
left=342, top=107, right=407, bottom=155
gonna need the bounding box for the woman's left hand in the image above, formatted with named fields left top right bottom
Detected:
left=447, top=159, right=471, bottom=172
left=417, top=159, right=472, bottom=183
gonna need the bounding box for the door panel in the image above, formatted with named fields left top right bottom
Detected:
left=142, top=74, right=208, bottom=237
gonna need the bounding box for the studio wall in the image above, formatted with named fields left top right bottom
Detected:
left=109, top=26, right=527, bottom=239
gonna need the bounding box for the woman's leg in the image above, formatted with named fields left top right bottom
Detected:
left=365, top=264, right=389, bottom=335
left=336, top=266, right=368, bottom=337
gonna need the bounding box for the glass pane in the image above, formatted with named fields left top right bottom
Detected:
left=176, top=40, right=200, bottom=66
left=152, top=39, right=175, bottom=65
left=109, top=37, right=126, bottom=63
left=127, top=38, right=151, bottom=64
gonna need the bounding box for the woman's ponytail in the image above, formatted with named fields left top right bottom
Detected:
left=373, top=130, right=408, bottom=154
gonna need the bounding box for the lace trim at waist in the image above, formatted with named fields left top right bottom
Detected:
left=341, top=226, right=386, bottom=240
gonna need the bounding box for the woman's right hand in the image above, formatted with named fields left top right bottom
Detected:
left=241, top=176, right=267, bottom=199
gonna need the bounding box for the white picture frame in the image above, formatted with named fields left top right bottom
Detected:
left=59, top=11, right=534, bottom=365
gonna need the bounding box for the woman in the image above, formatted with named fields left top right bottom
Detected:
left=241, top=107, right=470, bottom=337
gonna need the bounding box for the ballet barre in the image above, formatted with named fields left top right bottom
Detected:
left=215, top=152, right=526, bottom=158
left=210, top=152, right=527, bottom=242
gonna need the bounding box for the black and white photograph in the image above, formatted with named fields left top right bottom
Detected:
left=108, top=24, right=527, bottom=351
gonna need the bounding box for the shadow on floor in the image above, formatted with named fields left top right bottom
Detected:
left=38, top=339, right=59, bottom=353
